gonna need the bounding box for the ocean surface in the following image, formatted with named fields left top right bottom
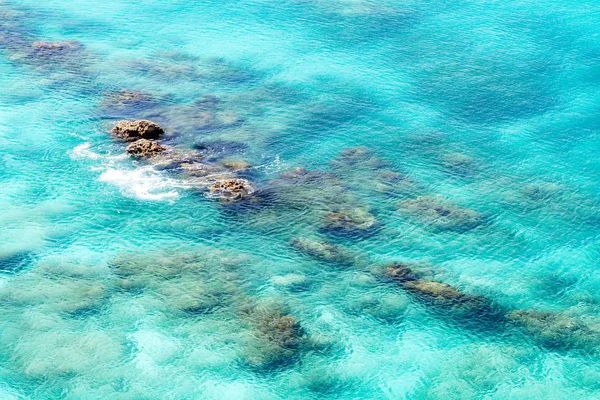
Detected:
left=1, top=0, right=600, bottom=398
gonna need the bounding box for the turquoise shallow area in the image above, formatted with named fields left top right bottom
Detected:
left=1, top=0, right=600, bottom=398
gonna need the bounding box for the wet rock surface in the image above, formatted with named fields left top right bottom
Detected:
left=209, top=179, right=256, bottom=203
left=126, top=139, right=167, bottom=157
left=111, top=120, right=165, bottom=141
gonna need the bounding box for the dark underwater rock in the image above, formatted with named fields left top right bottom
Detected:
left=385, top=263, right=422, bottom=283
left=194, top=94, right=220, bottom=110
left=151, top=150, right=206, bottom=170
left=290, top=237, right=357, bottom=266
left=321, top=208, right=378, bottom=236
left=398, top=195, right=483, bottom=232
left=208, top=179, right=256, bottom=203
left=28, top=40, right=84, bottom=62
left=384, top=263, right=500, bottom=321
left=194, top=140, right=248, bottom=157
left=101, top=89, right=158, bottom=114
left=222, top=160, right=252, bottom=171
left=506, top=309, right=600, bottom=351
left=111, top=120, right=164, bottom=141
left=439, top=152, right=477, bottom=175
left=126, top=139, right=167, bottom=157
left=241, top=304, right=309, bottom=370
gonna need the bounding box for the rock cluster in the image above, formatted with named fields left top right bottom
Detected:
left=111, top=119, right=165, bottom=141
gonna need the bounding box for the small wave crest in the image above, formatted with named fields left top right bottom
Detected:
left=69, top=143, right=102, bottom=160
left=99, top=166, right=185, bottom=201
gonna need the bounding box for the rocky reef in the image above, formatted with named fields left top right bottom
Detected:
left=239, top=302, right=312, bottom=371
left=383, top=263, right=502, bottom=323
left=321, top=207, right=379, bottom=236
left=506, top=309, right=600, bottom=353
left=398, top=195, right=484, bottom=232
left=290, top=237, right=359, bottom=266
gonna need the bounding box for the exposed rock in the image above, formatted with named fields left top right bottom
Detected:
left=290, top=237, right=357, bottom=266
left=126, top=139, right=166, bottom=157
left=110, top=120, right=164, bottom=141
left=321, top=208, right=378, bottom=236
left=398, top=195, right=483, bottom=232
left=209, top=179, right=256, bottom=202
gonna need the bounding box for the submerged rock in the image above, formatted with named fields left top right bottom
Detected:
left=506, top=309, right=600, bottom=351
left=194, top=140, right=248, bottom=157
left=338, top=146, right=374, bottom=164
left=384, top=263, right=499, bottom=320
left=151, top=150, right=206, bottom=170
left=28, top=40, right=83, bottom=62
left=398, top=195, right=483, bottom=232
left=439, top=152, right=477, bottom=174
left=110, top=120, right=164, bottom=141
left=126, top=139, right=166, bottom=157
left=321, top=208, right=378, bottom=236
left=290, top=237, right=357, bottom=266
left=222, top=160, right=252, bottom=171
left=384, top=263, right=422, bottom=283
left=241, top=305, right=309, bottom=370
left=209, top=179, right=256, bottom=202
left=101, top=89, right=157, bottom=113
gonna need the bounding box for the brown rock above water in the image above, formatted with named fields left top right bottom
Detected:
left=209, top=179, right=256, bottom=202
left=111, top=120, right=164, bottom=141
left=126, top=139, right=166, bottom=157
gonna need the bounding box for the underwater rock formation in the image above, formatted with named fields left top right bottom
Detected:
left=290, top=237, right=357, bottom=266
left=110, top=120, right=164, bottom=141
left=126, top=139, right=167, bottom=157
left=222, top=160, right=252, bottom=171
left=321, top=207, right=378, bottom=236
left=439, top=152, right=477, bottom=175
left=100, top=89, right=159, bottom=116
left=506, top=309, right=600, bottom=352
left=398, top=195, right=484, bottom=232
left=30, top=40, right=82, bottom=56
left=240, top=303, right=310, bottom=370
left=384, top=263, right=499, bottom=321
left=208, top=179, right=256, bottom=203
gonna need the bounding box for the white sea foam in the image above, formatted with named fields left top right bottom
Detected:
left=99, top=166, right=184, bottom=201
left=70, top=143, right=102, bottom=160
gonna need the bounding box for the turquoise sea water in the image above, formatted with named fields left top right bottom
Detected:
left=1, top=0, right=600, bottom=398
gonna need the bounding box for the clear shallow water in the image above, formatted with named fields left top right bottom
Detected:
left=1, top=0, right=600, bottom=398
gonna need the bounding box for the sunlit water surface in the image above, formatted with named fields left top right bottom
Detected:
left=1, top=0, right=600, bottom=398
